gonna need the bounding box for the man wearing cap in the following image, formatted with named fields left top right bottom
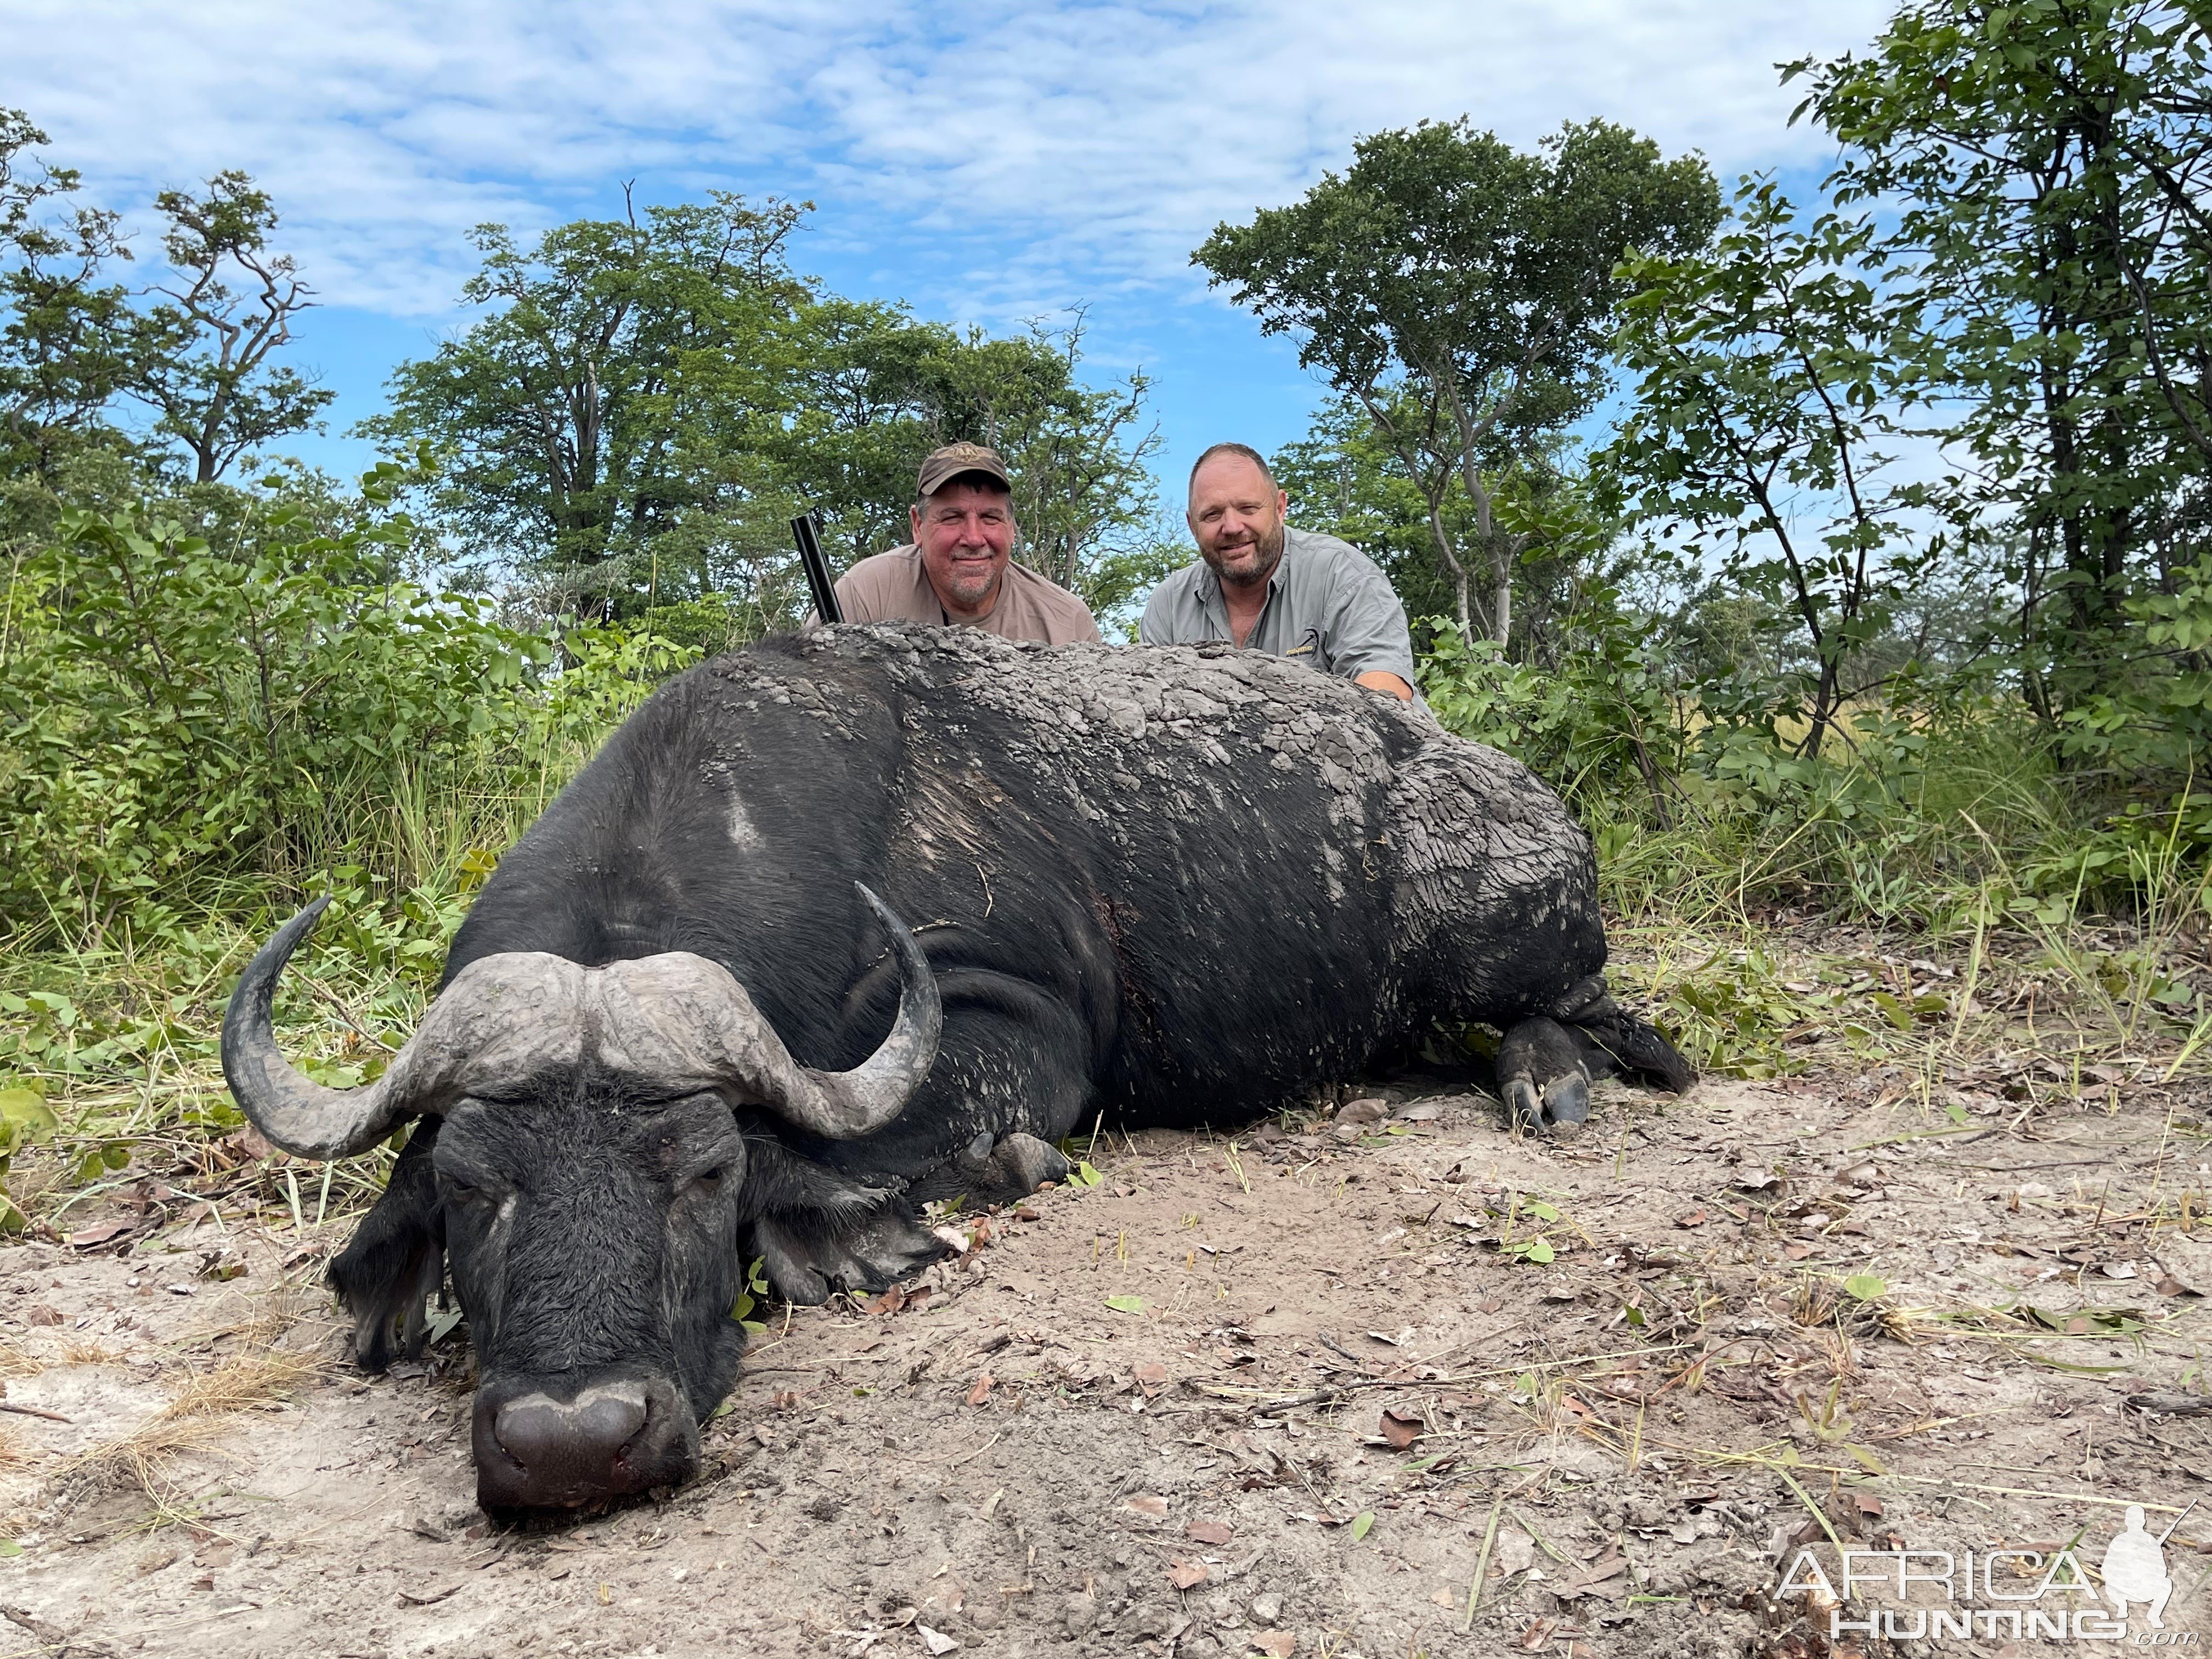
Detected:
left=825, top=442, right=1102, bottom=644
left=1141, top=442, right=1416, bottom=702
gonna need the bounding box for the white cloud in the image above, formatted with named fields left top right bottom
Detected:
left=8, top=0, right=1886, bottom=325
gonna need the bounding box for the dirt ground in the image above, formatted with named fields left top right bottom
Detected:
left=0, top=1063, right=2206, bottom=1659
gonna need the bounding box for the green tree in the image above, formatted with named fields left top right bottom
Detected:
left=0, top=111, right=135, bottom=486
left=1194, top=117, right=1718, bottom=642
left=360, top=191, right=812, bottom=617
left=370, top=200, right=1167, bottom=631
left=1601, top=180, right=1951, bottom=755
left=1790, top=0, right=2212, bottom=709
left=2, top=115, right=333, bottom=500
left=121, top=172, right=335, bottom=483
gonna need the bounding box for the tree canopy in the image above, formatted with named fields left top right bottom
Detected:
left=1195, top=117, right=1718, bottom=641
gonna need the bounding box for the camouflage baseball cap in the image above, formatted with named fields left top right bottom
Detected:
left=917, top=441, right=1012, bottom=498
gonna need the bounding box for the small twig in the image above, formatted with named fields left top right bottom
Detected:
left=305, top=980, right=396, bottom=1053
left=0, top=1402, right=71, bottom=1424
left=1314, top=1331, right=1377, bottom=1374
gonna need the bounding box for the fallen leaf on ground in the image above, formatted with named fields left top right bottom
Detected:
left=397, top=1584, right=460, bottom=1606
left=1379, top=1409, right=1423, bottom=1449
left=1186, top=1518, right=1234, bottom=1546
left=1105, top=1295, right=1146, bottom=1314
left=918, top=1624, right=960, bottom=1655
left=1167, top=1559, right=1210, bottom=1589
left=1134, top=1362, right=1170, bottom=1398
left=2154, top=1235, right=2212, bottom=1295
left=1557, top=1554, right=1630, bottom=1599
left=64, top=1220, right=133, bottom=1249
left=1674, top=1209, right=1709, bottom=1229
left=1519, top=1617, right=1558, bottom=1650
left=864, top=1286, right=907, bottom=1314
left=964, top=1375, right=994, bottom=1407
left=1126, top=1494, right=1169, bottom=1517
left=1249, top=1633, right=1296, bottom=1657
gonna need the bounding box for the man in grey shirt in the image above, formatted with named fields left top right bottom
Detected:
left=1139, top=442, right=1417, bottom=702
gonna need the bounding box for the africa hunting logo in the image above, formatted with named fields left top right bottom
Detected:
left=1775, top=1499, right=2199, bottom=1645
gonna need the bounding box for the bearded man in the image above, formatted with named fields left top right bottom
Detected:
left=823, top=442, right=1102, bottom=644
left=1139, top=442, right=1415, bottom=701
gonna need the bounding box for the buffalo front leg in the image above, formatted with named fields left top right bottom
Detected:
left=327, top=1121, right=446, bottom=1370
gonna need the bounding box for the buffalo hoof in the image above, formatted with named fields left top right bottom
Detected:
left=989, top=1131, right=1070, bottom=1194
left=1503, top=1077, right=1544, bottom=1135
left=919, top=1131, right=1073, bottom=1206
left=1541, top=1071, right=1590, bottom=1136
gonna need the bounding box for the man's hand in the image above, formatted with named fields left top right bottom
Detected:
left=1356, top=670, right=1415, bottom=702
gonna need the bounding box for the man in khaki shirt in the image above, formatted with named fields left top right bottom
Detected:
left=826, top=443, right=1102, bottom=644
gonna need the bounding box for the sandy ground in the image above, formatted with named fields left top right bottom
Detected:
left=0, top=1068, right=2205, bottom=1659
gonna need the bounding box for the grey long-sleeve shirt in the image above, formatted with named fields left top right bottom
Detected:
left=1138, top=527, right=1418, bottom=686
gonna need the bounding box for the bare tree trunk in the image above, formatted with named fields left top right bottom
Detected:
left=1423, top=499, right=1471, bottom=636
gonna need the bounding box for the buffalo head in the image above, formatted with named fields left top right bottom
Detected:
left=221, top=885, right=939, bottom=1511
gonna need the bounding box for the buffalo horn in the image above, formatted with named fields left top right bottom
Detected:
left=221, top=898, right=592, bottom=1160
left=221, top=884, right=941, bottom=1159
left=590, top=884, right=943, bottom=1139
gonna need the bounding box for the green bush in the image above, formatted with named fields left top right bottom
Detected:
left=0, top=465, right=690, bottom=950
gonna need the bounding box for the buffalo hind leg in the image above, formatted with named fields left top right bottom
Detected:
left=1497, top=1017, right=1598, bottom=1137
left=328, top=1122, right=445, bottom=1371
left=1499, top=977, right=1697, bottom=1138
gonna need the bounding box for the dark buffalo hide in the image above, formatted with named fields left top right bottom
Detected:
left=228, top=624, right=1689, bottom=1509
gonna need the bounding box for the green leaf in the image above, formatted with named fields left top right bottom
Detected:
left=1522, top=1239, right=1555, bottom=1263
left=1350, top=1511, right=1375, bottom=1542
left=1071, top=1161, right=1104, bottom=1188
left=0, top=1090, right=58, bottom=1146
left=1844, top=1274, right=1887, bottom=1302
left=0, top=1539, right=21, bottom=1558
left=1104, top=1295, right=1146, bottom=1314
left=1526, top=1200, right=1560, bottom=1222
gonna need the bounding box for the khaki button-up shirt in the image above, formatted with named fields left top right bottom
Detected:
left=825, top=546, right=1102, bottom=645
left=1138, top=528, right=1417, bottom=685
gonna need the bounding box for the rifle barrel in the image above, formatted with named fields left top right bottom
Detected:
left=792, top=511, right=842, bottom=625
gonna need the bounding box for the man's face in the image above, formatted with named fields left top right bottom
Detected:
left=1188, top=456, right=1288, bottom=590
left=911, top=479, right=1014, bottom=618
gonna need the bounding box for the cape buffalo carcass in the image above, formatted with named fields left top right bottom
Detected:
left=221, top=624, right=1691, bottom=1511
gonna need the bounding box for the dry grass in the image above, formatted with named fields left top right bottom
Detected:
left=59, top=1342, right=326, bottom=1516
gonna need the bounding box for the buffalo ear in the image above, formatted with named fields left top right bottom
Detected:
left=328, top=1121, right=448, bottom=1372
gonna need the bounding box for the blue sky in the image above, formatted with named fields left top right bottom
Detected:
left=12, top=0, right=1887, bottom=516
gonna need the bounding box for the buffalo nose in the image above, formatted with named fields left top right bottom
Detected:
left=474, top=1375, right=691, bottom=1510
